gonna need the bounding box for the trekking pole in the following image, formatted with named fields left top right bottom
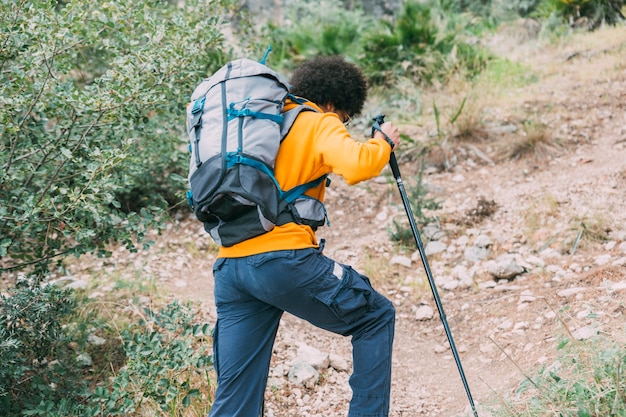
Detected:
left=372, top=115, right=479, bottom=417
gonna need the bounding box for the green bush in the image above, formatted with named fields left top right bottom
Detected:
left=0, top=0, right=232, bottom=274
left=0, top=275, right=81, bottom=415
left=88, top=302, right=213, bottom=416
left=512, top=0, right=544, bottom=16
left=447, top=0, right=494, bottom=18
left=0, top=277, right=213, bottom=417
left=505, top=334, right=626, bottom=416
left=260, top=0, right=372, bottom=71
left=532, top=0, right=625, bottom=30
left=360, top=1, right=492, bottom=87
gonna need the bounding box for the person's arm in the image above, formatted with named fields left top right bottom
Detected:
left=316, top=114, right=400, bottom=185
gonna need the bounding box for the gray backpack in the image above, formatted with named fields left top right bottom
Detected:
left=186, top=57, right=328, bottom=246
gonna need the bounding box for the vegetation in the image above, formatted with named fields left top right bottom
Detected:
left=1, top=0, right=230, bottom=275
left=1, top=0, right=625, bottom=415
left=531, top=0, right=625, bottom=30
left=493, top=310, right=626, bottom=416
left=0, top=279, right=212, bottom=416
left=388, top=161, right=442, bottom=247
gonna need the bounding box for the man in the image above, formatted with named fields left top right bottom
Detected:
left=208, top=55, right=400, bottom=417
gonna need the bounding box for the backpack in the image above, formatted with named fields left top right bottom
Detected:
left=186, top=56, right=328, bottom=247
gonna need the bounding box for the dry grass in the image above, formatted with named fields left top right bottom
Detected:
left=498, top=119, right=562, bottom=161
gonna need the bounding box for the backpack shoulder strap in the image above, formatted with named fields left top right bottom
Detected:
left=280, top=96, right=320, bottom=139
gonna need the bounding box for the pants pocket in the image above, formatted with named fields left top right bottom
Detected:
left=313, top=263, right=374, bottom=325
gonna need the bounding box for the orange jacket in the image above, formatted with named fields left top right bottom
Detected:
left=217, top=99, right=392, bottom=258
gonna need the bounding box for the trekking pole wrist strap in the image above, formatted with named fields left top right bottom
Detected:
left=371, top=123, right=395, bottom=150
left=381, top=132, right=395, bottom=150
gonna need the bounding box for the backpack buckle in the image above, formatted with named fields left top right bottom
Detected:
left=191, top=97, right=206, bottom=114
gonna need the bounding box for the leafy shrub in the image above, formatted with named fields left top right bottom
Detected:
left=532, top=0, right=625, bottom=30
left=361, top=1, right=492, bottom=87
left=88, top=302, right=213, bottom=416
left=260, top=0, right=373, bottom=71
left=0, top=277, right=213, bottom=417
left=447, top=0, right=494, bottom=18
left=509, top=334, right=626, bottom=416
left=512, top=0, right=544, bottom=16
left=0, top=0, right=232, bottom=274
left=0, top=275, right=82, bottom=415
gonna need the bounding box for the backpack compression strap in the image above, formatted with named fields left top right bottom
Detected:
left=190, top=96, right=206, bottom=167
left=276, top=174, right=330, bottom=228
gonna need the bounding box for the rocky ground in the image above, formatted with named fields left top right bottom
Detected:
left=66, top=24, right=625, bottom=416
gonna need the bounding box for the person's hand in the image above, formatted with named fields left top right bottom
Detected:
left=374, top=122, right=400, bottom=151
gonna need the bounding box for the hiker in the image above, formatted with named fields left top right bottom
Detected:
left=208, top=55, right=400, bottom=417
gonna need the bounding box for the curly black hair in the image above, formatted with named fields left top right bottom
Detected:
left=289, top=55, right=368, bottom=118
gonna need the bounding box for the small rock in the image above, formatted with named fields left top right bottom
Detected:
left=435, top=274, right=459, bottom=291
left=434, top=344, right=448, bottom=353
left=498, top=319, right=513, bottom=330
left=478, top=280, right=497, bottom=289
left=464, top=246, right=490, bottom=263
left=76, top=352, right=93, bottom=368
left=557, top=287, right=587, bottom=297
left=489, top=254, right=525, bottom=280
left=390, top=255, right=412, bottom=268
left=376, top=209, right=388, bottom=221
left=87, top=334, right=106, bottom=346
left=425, top=241, right=447, bottom=256
left=572, top=325, right=598, bottom=341
left=525, top=255, right=545, bottom=268
left=601, top=281, right=626, bottom=291
left=612, top=257, right=626, bottom=266
left=519, top=290, right=536, bottom=303
left=288, top=362, right=319, bottom=388
left=452, top=265, right=474, bottom=288
left=594, top=254, right=612, bottom=266
left=415, top=304, right=434, bottom=321
left=329, top=353, right=351, bottom=373
left=474, top=235, right=493, bottom=248
left=294, top=344, right=329, bottom=370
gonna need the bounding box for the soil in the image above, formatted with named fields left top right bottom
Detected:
left=78, top=24, right=626, bottom=416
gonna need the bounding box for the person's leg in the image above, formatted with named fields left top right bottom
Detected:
left=209, top=257, right=283, bottom=417
left=243, top=248, right=395, bottom=417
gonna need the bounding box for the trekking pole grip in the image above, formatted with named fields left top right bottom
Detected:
left=371, top=114, right=402, bottom=179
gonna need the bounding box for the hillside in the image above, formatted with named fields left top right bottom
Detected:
left=77, top=24, right=626, bottom=416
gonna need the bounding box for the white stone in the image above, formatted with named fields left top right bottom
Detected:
left=525, top=255, right=545, bottom=267
left=294, top=344, right=329, bottom=370
left=329, top=353, right=351, bottom=373
left=390, top=255, right=412, bottom=267
left=87, top=334, right=106, bottom=346
left=572, top=326, right=598, bottom=341
left=415, top=304, right=435, bottom=321
left=425, top=241, right=447, bottom=256
left=612, top=257, right=626, bottom=266
left=474, top=235, right=493, bottom=248
left=288, top=362, right=319, bottom=388
left=557, top=287, right=587, bottom=297
left=594, top=254, right=612, bottom=266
